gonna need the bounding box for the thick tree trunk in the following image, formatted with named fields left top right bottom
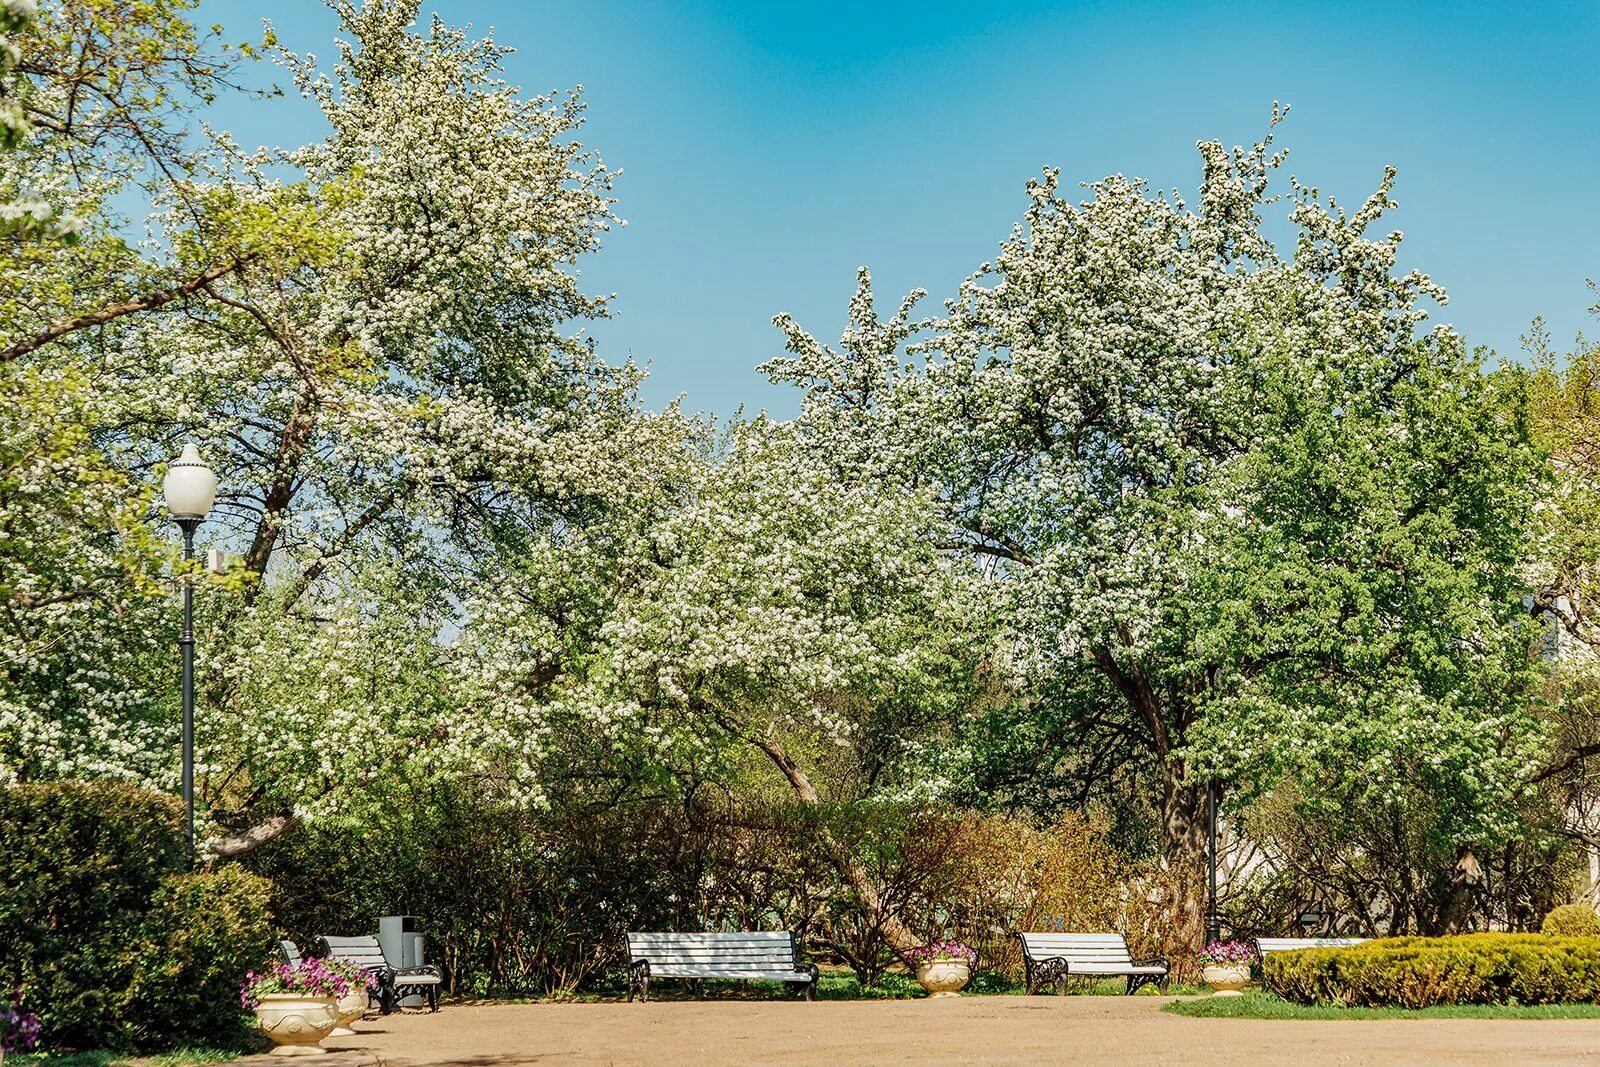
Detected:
left=1436, top=848, right=1486, bottom=935
left=1160, top=764, right=1210, bottom=969
left=749, top=732, right=923, bottom=958
left=1094, top=644, right=1210, bottom=963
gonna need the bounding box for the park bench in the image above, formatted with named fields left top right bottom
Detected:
left=1255, top=936, right=1369, bottom=957
left=1013, top=932, right=1169, bottom=995
left=317, top=933, right=443, bottom=1013
left=277, top=939, right=304, bottom=968
left=625, top=931, right=819, bottom=1002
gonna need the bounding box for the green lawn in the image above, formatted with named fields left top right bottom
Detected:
left=1166, top=989, right=1600, bottom=1020
left=6, top=1048, right=245, bottom=1067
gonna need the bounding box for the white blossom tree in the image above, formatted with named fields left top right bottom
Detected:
left=768, top=112, right=1548, bottom=939
left=0, top=0, right=688, bottom=854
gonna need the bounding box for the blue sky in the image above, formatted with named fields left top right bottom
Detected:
left=200, top=0, right=1600, bottom=418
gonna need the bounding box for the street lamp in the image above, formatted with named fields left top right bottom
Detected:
left=163, top=443, right=215, bottom=862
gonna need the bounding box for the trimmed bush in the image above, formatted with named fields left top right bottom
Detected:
left=122, top=867, right=274, bottom=1049
left=0, top=782, right=273, bottom=1050
left=0, top=782, right=186, bottom=1043
left=1542, top=904, right=1600, bottom=937
left=1263, top=934, right=1600, bottom=1008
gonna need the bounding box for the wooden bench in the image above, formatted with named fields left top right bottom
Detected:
left=1014, top=932, right=1169, bottom=995
left=317, top=933, right=443, bottom=1014
left=1255, top=936, right=1369, bottom=957
left=625, top=931, right=819, bottom=1002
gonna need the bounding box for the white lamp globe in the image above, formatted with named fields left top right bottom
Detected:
left=163, top=443, right=216, bottom=519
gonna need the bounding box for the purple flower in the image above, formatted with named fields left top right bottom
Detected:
left=240, top=957, right=355, bottom=1009
left=0, top=988, right=40, bottom=1053
left=906, top=940, right=978, bottom=967
left=1197, top=940, right=1258, bottom=966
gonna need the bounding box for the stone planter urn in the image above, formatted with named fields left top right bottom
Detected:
left=254, top=993, right=340, bottom=1056
left=329, top=986, right=369, bottom=1037
left=916, top=959, right=972, bottom=998
left=1201, top=963, right=1251, bottom=996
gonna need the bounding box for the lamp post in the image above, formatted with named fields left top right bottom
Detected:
left=163, top=443, right=216, bottom=862
left=1206, top=780, right=1222, bottom=945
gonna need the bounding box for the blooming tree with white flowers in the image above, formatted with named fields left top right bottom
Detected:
left=0, top=0, right=689, bottom=853
left=768, top=111, right=1548, bottom=938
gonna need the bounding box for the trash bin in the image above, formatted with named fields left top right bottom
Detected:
left=378, top=915, right=427, bottom=1007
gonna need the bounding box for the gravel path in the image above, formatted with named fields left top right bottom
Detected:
left=238, top=997, right=1600, bottom=1066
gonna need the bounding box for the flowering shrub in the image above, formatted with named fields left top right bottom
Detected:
left=240, top=958, right=353, bottom=1010
left=905, top=941, right=977, bottom=967
left=0, top=988, right=39, bottom=1053
left=1198, top=940, right=1258, bottom=967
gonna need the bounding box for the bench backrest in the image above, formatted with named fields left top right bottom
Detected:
left=277, top=939, right=303, bottom=968
left=626, top=931, right=797, bottom=970
left=1255, top=937, right=1369, bottom=955
left=319, top=934, right=392, bottom=973
left=1016, top=932, right=1133, bottom=967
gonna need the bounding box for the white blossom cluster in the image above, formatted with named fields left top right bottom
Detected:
left=768, top=110, right=1547, bottom=841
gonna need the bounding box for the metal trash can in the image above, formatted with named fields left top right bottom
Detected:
left=378, top=915, right=427, bottom=1007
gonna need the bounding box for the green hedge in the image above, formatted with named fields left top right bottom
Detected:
left=1262, top=934, right=1600, bottom=1008
left=0, top=782, right=274, bottom=1050
left=1542, top=904, right=1600, bottom=937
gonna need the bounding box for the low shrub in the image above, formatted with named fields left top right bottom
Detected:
left=0, top=783, right=272, bottom=1050
left=122, top=867, right=274, bottom=1048
left=1541, top=904, right=1600, bottom=937
left=0, top=782, right=186, bottom=1045
left=1263, top=934, right=1600, bottom=1008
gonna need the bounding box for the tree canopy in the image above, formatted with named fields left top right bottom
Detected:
left=1, top=0, right=1592, bottom=947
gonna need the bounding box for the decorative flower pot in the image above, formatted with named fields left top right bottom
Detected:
left=329, top=986, right=369, bottom=1037
left=254, top=993, right=340, bottom=1056
left=1201, top=963, right=1251, bottom=996
left=916, top=959, right=972, bottom=998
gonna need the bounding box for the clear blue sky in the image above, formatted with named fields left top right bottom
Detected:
left=200, top=0, right=1600, bottom=418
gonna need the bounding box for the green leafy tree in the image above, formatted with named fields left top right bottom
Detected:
left=1523, top=288, right=1600, bottom=864
left=768, top=114, right=1547, bottom=942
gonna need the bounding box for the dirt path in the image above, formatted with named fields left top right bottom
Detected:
left=238, top=997, right=1600, bottom=1066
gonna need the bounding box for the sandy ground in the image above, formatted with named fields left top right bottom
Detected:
left=233, top=997, right=1600, bottom=1066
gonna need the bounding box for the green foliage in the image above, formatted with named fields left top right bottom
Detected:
left=122, top=868, right=273, bottom=1050
left=1223, top=786, right=1578, bottom=939
left=1541, top=904, right=1600, bottom=937
left=1262, top=934, right=1600, bottom=1008
left=244, top=786, right=713, bottom=999
left=0, top=783, right=186, bottom=1039
left=6, top=1050, right=242, bottom=1067
left=0, top=783, right=271, bottom=1051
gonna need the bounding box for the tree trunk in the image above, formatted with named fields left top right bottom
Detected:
left=749, top=731, right=923, bottom=959
left=1160, top=764, right=1209, bottom=970
left=202, top=812, right=298, bottom=857
left=1436, top=848, right=1485, bottom=935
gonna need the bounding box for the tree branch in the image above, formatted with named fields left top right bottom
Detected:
left=1, top=260, right=245, bottom=363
